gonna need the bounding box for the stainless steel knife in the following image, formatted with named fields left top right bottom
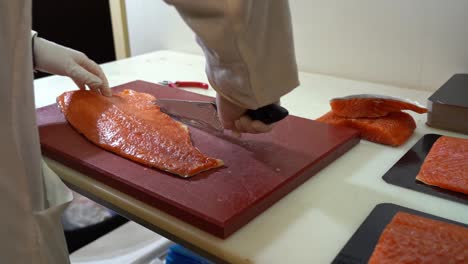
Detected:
left=154, top=99, right=289, bottom=133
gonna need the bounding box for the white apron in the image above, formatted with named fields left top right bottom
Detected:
left=0, top=0, right=73, bottom=263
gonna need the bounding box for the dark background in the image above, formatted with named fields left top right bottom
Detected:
left=32, top=0, right=117, bottom=79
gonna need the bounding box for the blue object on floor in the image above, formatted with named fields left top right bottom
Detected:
left=166, top=244, right=214, bottom=264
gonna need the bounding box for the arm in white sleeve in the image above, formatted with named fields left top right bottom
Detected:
left=164, top=0, right=299, bottom=109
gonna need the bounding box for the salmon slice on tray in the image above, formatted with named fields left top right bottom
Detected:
left=416, top=136, right=468, bottom=195
left=57, top=89, right=223, bottom=177
left=330, top=94, right=427, bottom=118
left=368, top=212, right=468, bottom=264
left=316, top=111, right=416, bottom=147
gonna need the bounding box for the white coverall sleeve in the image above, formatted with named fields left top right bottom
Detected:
left=164, top=0, right=299, bottom=109
left=1, top=1, right=72, bottom=263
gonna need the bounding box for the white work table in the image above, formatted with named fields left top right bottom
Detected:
left=34, top=51, right=467, bottom=264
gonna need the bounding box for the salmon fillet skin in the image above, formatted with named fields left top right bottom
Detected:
left=330, top=94, right=427, bottom=118
left=57, top=89, right=223, bottom=177
left=316, top=111, right=416, bottom=146
left=416, top=136, right=468, bottom=195
left=368, top=212, right=468, bottom=264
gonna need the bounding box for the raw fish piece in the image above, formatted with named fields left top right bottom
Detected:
left=316, top=111, right=416, bottom=146
left=368, top=212, right=468, bottom=264
left=416, top=136, right=468, bottom=195
left=57, top=89, right=223, bottom=177
left=330, top=94, right=427, bottom=118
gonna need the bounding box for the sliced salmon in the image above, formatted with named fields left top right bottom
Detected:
left=316, top=111, right=416, bottom=146
left=368, top=212, right=468, bottom=264
left=57, top=89, right=223, bottom=177
left=416, top=136, right=468, bottom=194
left=330, top=94, right=427, bottom=118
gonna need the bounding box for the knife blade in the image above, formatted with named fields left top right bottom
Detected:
left=155, top=99, right=224, bottom=132
left=155, top=98, right=289, bottom=133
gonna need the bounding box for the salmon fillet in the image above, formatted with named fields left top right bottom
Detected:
left=416, top=136, right=468, bottom=194
left=330, top=94, right=427, bottom=118
left=316, top=111, right=416, bottom=146
left=57, top=89, right=223, bottom=177
left=368, top=212, right=468, bottom=264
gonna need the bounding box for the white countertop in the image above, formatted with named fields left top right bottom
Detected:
left=35, top=50, right=468, bottom=264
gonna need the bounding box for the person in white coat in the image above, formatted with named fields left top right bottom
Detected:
left=1, top=0, right=298, bottom=262
left=1, top=1, right=111, bottom=263
left=163, top=0, right=299, bottom=134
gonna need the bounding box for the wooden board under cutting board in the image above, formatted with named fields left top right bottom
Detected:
left=37, top=80, right=359, bottom=238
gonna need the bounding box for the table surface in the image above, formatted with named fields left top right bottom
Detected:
left=34, top=50, right=468, bottom=264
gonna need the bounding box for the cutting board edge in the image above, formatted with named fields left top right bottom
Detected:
left=40, top=143, right=228, bottom=237
left=40, top=126, right=360, bottom=239
left=221, top=133, right=361, bottom=238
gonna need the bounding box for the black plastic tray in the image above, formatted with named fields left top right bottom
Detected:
left=382, top=134, right=467, bottom=205
left=332, top=203, right=468, bottom=264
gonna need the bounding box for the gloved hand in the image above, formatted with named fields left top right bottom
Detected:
left=216, top=93, right=274, bottom=134
left=33, top=37, right=111, bottom=96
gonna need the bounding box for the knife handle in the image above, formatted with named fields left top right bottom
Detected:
left=246, top=104, right=289, bottom=125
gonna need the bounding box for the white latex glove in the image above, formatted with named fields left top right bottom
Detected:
left=33, top=37, right=111, bottom=96
left=216, top=93, right=274, bottom=135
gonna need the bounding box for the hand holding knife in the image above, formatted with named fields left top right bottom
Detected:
left=155, top=98, right=288, bottom=134
left=156, top=80, right=289, bottom=134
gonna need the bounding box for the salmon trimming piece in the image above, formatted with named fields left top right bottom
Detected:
left=57, top=89, right=223, bottom=177
left=316, top=111, right=416, bottom=146
left=416, top=136, right=468, bottom=195
left=368, top=211, right=468, bottom=264
left=330, top=94, right=427, bottom=118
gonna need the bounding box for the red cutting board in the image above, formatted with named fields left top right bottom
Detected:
left=37, top=80, right=359, bottom=238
